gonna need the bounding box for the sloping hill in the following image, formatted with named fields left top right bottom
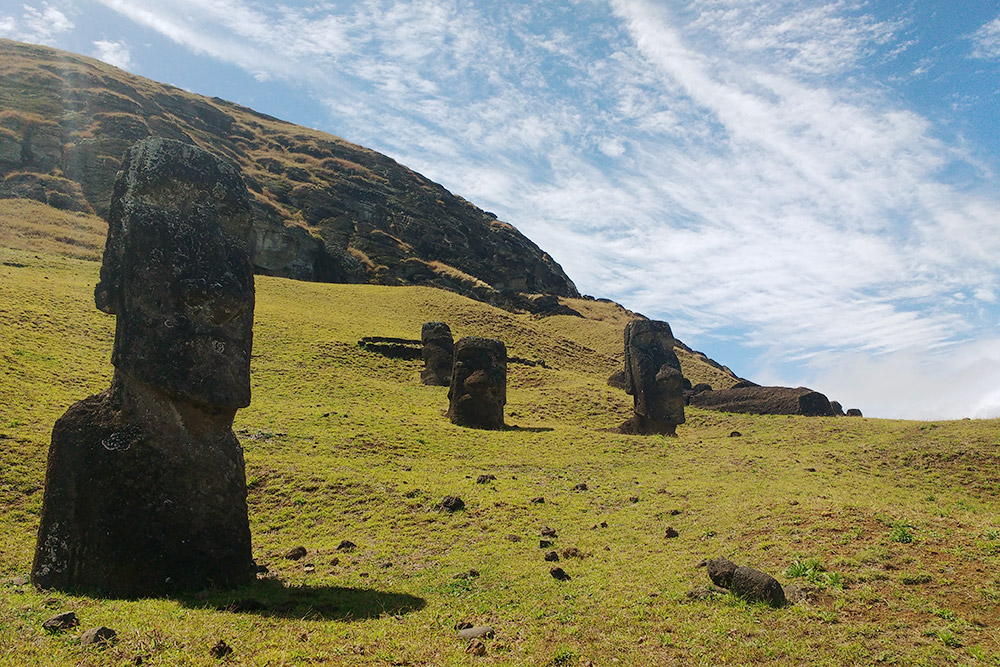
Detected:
left=0, top=39, right=576, bottom=311
left=1, top=247, right=998, bottom=665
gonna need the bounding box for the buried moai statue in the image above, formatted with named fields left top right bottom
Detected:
left=420, top=321, right=454, bottom=386
left=446, top=337, right=507, bottom=429
left=618, top=319, right=686, bottom=436
left=32, top=138, right=256, bottom=597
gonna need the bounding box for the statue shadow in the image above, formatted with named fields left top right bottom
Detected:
left=505, top=425, right=554, bottom=433
left=177, top=579, right=425, bottom=621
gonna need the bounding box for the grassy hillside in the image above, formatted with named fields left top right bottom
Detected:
left=1, top=247, right=999, bottom=666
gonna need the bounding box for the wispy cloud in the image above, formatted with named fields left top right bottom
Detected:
left=970, top=15, right=1000, bottom=60
left=0, top=2, right=73, bottom=44
left=58, top=0, right=1000, bottom=417
left=92, top=38, right=132, bottom=69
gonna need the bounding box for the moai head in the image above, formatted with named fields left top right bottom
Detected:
left=94, top=138, right=256, bottom=409
left=447, top=336, right=507, bottom=429
left=624, top=319, right=686, bottom=430
left=420, top=321, right=454, bottom=386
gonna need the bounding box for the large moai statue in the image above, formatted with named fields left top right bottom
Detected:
left=619, top=320, right=686, bottom=436
left=420, top=321, right=454, bottom=386
left=32, top=138, right=257, bottom=598
left=446, top=337, right=507, bottom=429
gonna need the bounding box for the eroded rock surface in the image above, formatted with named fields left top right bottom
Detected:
left=689, top=386, right=833, bottom=416
left=32, top=138, right=256, bottom=598
left=420, top=322, right=454, bottom=386
left=618, top=320, right=685, bottom=436
left=706, top=557, right=786, bottom=607
left=446, top=337, right=506, bottom=429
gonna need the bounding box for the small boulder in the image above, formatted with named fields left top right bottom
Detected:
left=458, top=625, right=495, bottom=640
left=476, top=474, right=496, bottom=484
left=846, top=408, right=863, bottom=417
left=664, top=527, right=679, bottom=538
left=438, top=496, right=465, bottom=512
left=540, top=526, right=557, bottom=537
left=544, top=551, right=560, bottom=562
left=336, top=540, right=357, bottom=552
left=466, top=639, right=487, bottom=656
left=505, top=534, right=521, bottom=543
left=42, top=612, right=79, bottom=632
left=284, top=546, right=307, bottom=560
left=572, top=482, right=588, bottom=491
left=706, top=557, right=785, bottom=607
left=81, top=626, right=117, bottom=648
left=530, top=496, right=545, bottom=504
left=550, top=567, right=571, bottom=581
left=210, top=640, right=233, bottom=659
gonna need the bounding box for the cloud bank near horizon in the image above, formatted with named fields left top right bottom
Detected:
left=3, top=0, right=999, bottom=418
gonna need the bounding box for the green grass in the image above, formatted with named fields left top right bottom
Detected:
left=2, top=246, right=1000, bottom=665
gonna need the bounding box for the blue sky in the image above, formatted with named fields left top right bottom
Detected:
left=3, top=0, right=999, bottom=419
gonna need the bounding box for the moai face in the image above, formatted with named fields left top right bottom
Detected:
left=447, top=337, right=507, bottom=429
left=624, top=320, right=686, bottom=426
left=94, top=138, right=256, bottom=409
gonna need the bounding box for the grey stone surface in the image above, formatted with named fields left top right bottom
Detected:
left=446, top=337, right=506, bottom=429
left=619, top=320, right=685, bottom=435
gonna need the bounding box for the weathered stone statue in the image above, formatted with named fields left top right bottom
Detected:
left=446, top=337, right=506, bottom=429
left=32, top=138, right=256, bottom=598
left=420, top=321, right=454, bottom=386
left=619, top=319, right=685, bottom=436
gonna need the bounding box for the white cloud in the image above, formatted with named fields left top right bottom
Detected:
left=971, top=16, right=1000, bottom=60
left=90, top=0, right=1000, bottom=418
left=0, top=2, right=73, bottom=44
left=92, top=38, right=132, bottom=69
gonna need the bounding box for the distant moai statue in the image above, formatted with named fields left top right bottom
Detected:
left=446, top=337, right=507, bottom=429
left=32, top=138, right=257, bottom=597
left=620, top=319, right=686, bottom=436
left=420, top=321, right=454, bottom=386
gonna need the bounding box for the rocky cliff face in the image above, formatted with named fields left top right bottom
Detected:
left=0, top=39, right=578, bottom=310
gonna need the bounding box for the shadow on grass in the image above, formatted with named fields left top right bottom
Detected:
left=506, top=425, right=554, bottom=433
left=178, top=579, right=426, bottom=621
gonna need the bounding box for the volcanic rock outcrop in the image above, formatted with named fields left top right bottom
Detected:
left=689, top=386, right=834, bottom=416
left=618, top=320, right=686, bottom=436
left=32, top=138, right=256, bottom=597
left=446, top=337, right=507, bottom=430
left=420, top=321, right=454, bottom=386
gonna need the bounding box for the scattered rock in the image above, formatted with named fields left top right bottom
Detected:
left=285, top=546, right=307, bottom=560
left=540, top=526, right=557, bottom=537
left=550, top=567, right=571, bottom=581
left=303, top=565, right=315, bottom=573
left=706, top=557, right=785, bottom=607
left=466, top=639, right=487, bottom=656
left=454, top=569, right=480, bottom=579
left=10, top=576, right=28, bottom=586
left=81, top=626, right=117, bottom=648
left=629, top=496, right=639, bottom=503
left=664, top=527, right=679, bottom=538
left=476, top=474, right=496, bottom=484
left=544, top=551, right=560, bottom=562
left=539, top=540, right=553, bottom=549
left=336, top=540, right=357, bottom=552
left=438, top=496, right=466, bottom=512
left=561, top=547, right=585, bottom=559
left=789, top=500, right=799, bottom=506
left=455, top=621, right=474, bottom=631
left=209, top=640, right=233, bottom=659
left=668, top=509, right=681, bottom=516
left=729, top=431, right=742, bottom=437
left=505, top=534, right=521, bottom=543
left=804, top=468, right=816, bottom=473
left=329, top=557, right=340, bottom=566
left=572, top=482, right=588, bottom=491
left=42, top=612, right=79, bottom=632
left=600, top=521, right=608, bottom=528
left=530, top=496, right=545, bottom=504
left=458, top=625, right=495, bottom=640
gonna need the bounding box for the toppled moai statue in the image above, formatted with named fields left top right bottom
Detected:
left=32, top=138, right=256, bottom=598
left=420, top=321, right=454, bottom=386
left=618, top=320, right=685, bottom=436
left=689, top=385, right=834, bottom=416
left=707, top=557, right=786, bottom=608
left=446, top=337, right=506, bottom=429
